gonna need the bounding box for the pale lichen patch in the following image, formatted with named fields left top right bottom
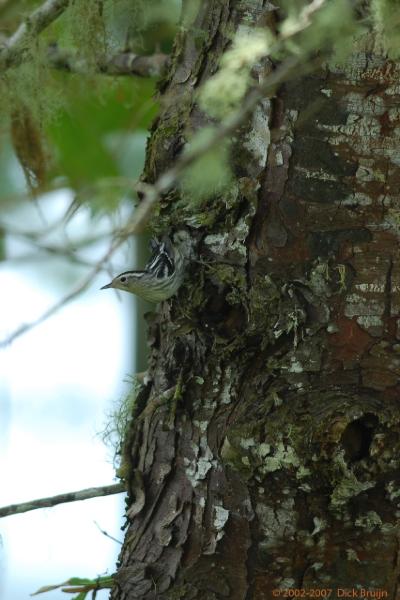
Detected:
left=311, top=517, right=327, bottom=536
left=342, top=192, right=373, bottom=206
left=356, top=315, right=384, bottom=331
left=243, top=99, right=271, bottom=170
left=355, top=511, right=382, bottom=531
left=330, top=453, right=376, bottom=511
left=259, top=442, right=301, bottom=474
left=214, top=505, right=229, bottom=531
left=240, top=437, right=256, bottom=450
left=256, top=498, right=297, bottom=548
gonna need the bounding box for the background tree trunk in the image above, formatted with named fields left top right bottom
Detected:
left=112, top=2, right=400, bottom=598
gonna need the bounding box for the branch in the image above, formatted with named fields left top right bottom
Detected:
left=0, top=0, right=71, bottom=71
left=21, top=242, right=95, bottom=267
left=47, top=44, right=169, bottom=77
left=2, top=224, right=97, bottom=267
left=0, top=482, right=125, bottom=518
left=94, top=520, right=123, bottom=545
left=106, top=51, right=168, bottom=77
left=0, top=232, right=122, bottom=347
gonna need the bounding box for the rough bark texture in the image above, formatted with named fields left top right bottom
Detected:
left=112, top=2, right=400, bottom=599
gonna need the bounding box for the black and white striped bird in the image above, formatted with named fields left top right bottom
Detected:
left=101, top=232, right=189, bottom=302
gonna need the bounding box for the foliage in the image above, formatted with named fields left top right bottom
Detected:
left=31, top=575, right=114, bottom=599
left=371, top=0, right=400, bottom=57
left=181, top=128, right=232, bottom=202
left=0, top=0, right=178, bottom=206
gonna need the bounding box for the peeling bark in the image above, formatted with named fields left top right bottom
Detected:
left=112, top=2, right=400, bottom=599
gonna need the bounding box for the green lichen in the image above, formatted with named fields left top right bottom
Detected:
left=329, top=453, right=375, bottom=512
left=221, top=422, right=262, bottom=477
left=385, top=208, right=400, bottom=235
left=198, top=29, right=270, bottom=119
left=355, top=511, right=383, bottom=531
left=205, top=262, right=247, bottom=306
left=165, top=584, right=191, bottom=600
left=248, top=274, right=281, bottom=339
left=258, top=442, right=301, bottom=474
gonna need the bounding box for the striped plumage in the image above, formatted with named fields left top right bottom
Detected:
left=101, top=233, right=187, bottom=302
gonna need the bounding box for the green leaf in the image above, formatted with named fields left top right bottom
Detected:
left=280, top=0, right=360, bottom=61
left=66, top=578, right=94, bottom=585
left=372, top=0, right=400, bottom=58
left=31, top=577, right=94, bottom=596
left=181, top=129, right=232, bottom=201
left=74, top=176, right=137, bottom=215
left=46, top=78, right=158, bottom=188
left=31, top=582, right=67, bottom=595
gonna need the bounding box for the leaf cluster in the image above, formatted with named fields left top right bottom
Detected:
left=0, top=0, right=179, bottom=210
left=32, top=574, right=114, bottom=600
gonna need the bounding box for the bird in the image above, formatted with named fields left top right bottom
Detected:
left=100, top=231, right=190, bottom=302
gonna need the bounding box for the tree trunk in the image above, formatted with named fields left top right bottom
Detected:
left=112, top=2, right=400, bottom=599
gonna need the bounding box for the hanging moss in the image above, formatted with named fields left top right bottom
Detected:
left=64, top=0, right=107, bottom=70
left=0, top=38, right=64, bottom=124
left=101, top=377, right=141, bottom=470
left=0, top=38, right=65, bottom=191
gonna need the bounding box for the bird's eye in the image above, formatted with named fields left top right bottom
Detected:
left=120, top=276, right=127, bottom=283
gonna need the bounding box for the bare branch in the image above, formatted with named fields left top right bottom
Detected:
left=281, top=0, right=326, bottom=38
left=2, top=224, right=97, bottom=267
left=0, top=233, right=122, bottom=347
left=94, top=520, right=123, bottom=545
left=0, top=482, right=125, bottom=518
left=0, top=0, right=71, bottom=71
left=106, top=51, right=168, bottom=77
left=47, top=44, right=169, bottom=77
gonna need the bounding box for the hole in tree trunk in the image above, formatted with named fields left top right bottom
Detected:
left=341, top=413, right=378, bottom=462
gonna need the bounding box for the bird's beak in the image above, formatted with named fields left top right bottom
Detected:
left=100, top=282, right=113, bottom=290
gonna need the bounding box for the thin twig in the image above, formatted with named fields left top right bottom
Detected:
left=0, top=219, right=112, bottom=250
left=94, top=520, right=123, bottom=545
left=106, top=51, right=168, bottom=77
left=0, top=0, right=71, bottom=71
left=0, top=233, right=122, bottom=347
left=281, top=0, right=325, bottom=38
left=0, top=482, right=125, bottom=518
left=3, top=227, right=97, bottom=268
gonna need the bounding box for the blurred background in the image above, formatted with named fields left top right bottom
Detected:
left=0, top=0, right=181, bottom=598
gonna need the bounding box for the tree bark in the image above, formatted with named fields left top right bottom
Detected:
left=112, top=2, right=400, bottom=599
